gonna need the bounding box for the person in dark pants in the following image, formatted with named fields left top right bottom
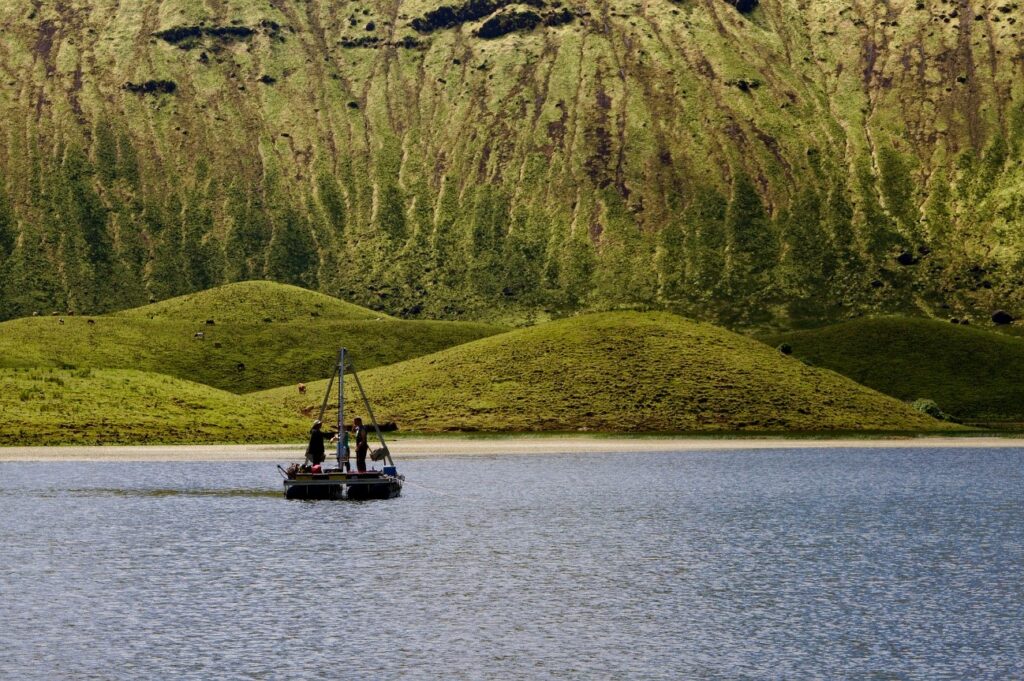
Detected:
left=332, top=427, right=351, bottom=472
left=304, top=420, right=336, bottom=467
left=354, top=417, right=369, bottom=472
left=305, top=420, right=326, bottom=466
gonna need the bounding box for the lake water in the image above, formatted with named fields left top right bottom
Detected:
left=1, top=448, right=1022, bottom=680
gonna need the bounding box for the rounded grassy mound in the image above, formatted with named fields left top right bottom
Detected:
left=0, top=283, right=503, bottom=393
left=0, top=367, right=307, bottom=446
left=767, top=316, right=1024, bottom=427
left=258, top=312, right=952, bottom=433
left=116, top=280, right=390, bottom=322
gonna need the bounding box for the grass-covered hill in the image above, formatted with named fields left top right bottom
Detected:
left=255, top=312, right=953, bottom=433
left=0, top=367, right=306, bottom=446
left=767, top=317, right=1024, bottom=427
left=0, top=282, right=502, bottom=393
left=2, top=0, right=1024, bottom=327
left=117, top=280, right=390, bottom=322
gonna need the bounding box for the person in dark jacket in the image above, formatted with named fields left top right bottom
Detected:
left=354, top=417, right=369, bottom=472
left=304, top=420, right=337, bottom=466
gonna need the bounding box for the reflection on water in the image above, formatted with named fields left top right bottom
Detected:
left=1, top=449, right=1022, bottom=680
left=61, top=488, right=283, bottom=499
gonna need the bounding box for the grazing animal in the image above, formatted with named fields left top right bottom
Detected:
left=298, top=383, right=307, bottom=395
left=87, top=319, right=96, bottom=326
left=194, top=331, right=205, bottom=339
left=206, top=319, right=215, bottom=325
left=58, top=318, right=64, bottom=325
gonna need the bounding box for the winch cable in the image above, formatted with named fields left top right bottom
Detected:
left=399, top=478, right=453, bottom=497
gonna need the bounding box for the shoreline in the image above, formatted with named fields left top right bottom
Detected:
left=1, top=435, right=1022, bottom=462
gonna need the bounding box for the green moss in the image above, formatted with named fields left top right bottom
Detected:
left=724, top=173, right=775, bottom=301
left=877, top=145, right=918, bottom=236
left=266, top=207, right=318, bottom=289
left=316, top=172, right=347, bottom=238
left=685, top=185, right=728, bottom=302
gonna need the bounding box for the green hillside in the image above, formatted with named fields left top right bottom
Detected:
left=0, top=367, right=306, bottom=446
left=0, top=282, right=503, bottom=393
left=767, top=317, right=1024, bottom=427
left=1, top=0, right=1023, bottom=326
left=255, top=312, right=953, bottom=433
left=117, top=280, right=390, bottom=322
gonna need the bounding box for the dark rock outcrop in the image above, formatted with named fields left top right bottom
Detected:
left=206, top=26, right=256, bottom=40
left=153, top=24, right=274, bottom=48
left=896, top=251, right=918, bottom=266
left=726, top=78, right=761, bottom=91
left=411, top=0, right=544, bottom=33
left=153, top=26, right=202, bottom=44
left=478, top=10, right=543, bottom=38
left=339, top=35, right=425, bottom=49
left=340, top=36, right=382, bottom=48
left=391, top=36, right=426, bottom=49
left=123, top=80, right=177, bottom=95
left=725, top=0, right=758, bottom=13
left=544, top=8, right=576, bottom=26
left=991, top=309, right=1014, bottom=325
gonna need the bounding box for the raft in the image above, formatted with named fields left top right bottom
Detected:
left=283, top=467, right=402, bottom=500
left=280, top=347, right=403, bottom=501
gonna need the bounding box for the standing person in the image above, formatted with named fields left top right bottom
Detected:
left=305, top=420, right=326, bottom=466
left=333, top=427, right=351, bottom=472
left=354, top=417, right=369, bottom=472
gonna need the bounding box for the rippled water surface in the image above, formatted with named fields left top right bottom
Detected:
left=2, top=448, right=1023, bottom=679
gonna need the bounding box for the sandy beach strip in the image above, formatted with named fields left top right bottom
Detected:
left=1, top=435, right=1022, bottom=462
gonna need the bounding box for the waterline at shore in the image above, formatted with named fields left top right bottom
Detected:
left=1, top=435, right=1022, bottom=462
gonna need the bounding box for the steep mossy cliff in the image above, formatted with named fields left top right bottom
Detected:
left=1, top=0, right=1023, bottom=326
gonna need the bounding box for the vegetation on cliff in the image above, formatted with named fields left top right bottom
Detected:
left=1, top=1, right=1023, bottom=325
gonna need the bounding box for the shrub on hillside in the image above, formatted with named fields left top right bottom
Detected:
left=911, top=398, right=958, bottom=422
